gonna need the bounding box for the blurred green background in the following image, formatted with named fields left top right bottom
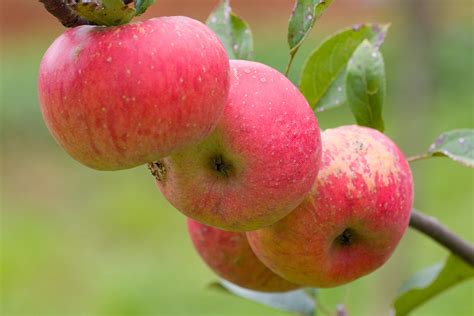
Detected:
left=1, top=0, right=473, bottom=315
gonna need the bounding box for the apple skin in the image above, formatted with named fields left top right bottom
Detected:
left=153, top=60, right=322, bottom=231
left=247, top=125, right=413, bottom=288
left=38, top=16, right=229, bottom=170
left=188, top=219, right=300, bottom=292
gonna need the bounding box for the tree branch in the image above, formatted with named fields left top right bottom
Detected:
left=39, top=0, right=91, bottom=27
left=409, top=209, right=474, bottom=266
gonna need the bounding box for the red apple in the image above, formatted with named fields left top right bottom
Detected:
left=38, top=16, right=229, bottom=170
left=152, top=60, right=322, bottom=231
left=188, top=219, right=299, bottom=292
left=247, top=125, right=413, bottom=288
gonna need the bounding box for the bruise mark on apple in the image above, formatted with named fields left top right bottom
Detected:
left=72, top=45, right=84, bottom=60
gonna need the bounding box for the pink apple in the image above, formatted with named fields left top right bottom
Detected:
left=247, top=125, right=413, bottom=287
left=38, top=16, right=229, bottom=170
left=151, top=60, right=321, bottom=231
left=188, top=219, right=299, bottom=292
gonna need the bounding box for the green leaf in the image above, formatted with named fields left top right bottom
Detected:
left=288, top=0, right=334, bottom=53
left=209, top=280, right=315, bottom=316
left=315, top=69, right=346, bottom=112
left=73, top=0, right=136, bottom=26
left=300, top=24, right=388, bottom=111
left=428, top=129, right=474, bottom=167
left=135, top=0, right=155, bottom=15
left=206, top=0, right=254, bottom=60
left=345, top=40, right=386, bottom=131
left=394, top=255, right=474, bottom=316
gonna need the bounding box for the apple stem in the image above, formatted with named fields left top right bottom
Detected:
left=410, top=209, right=474, bottom=266
left=39, top=0, right=91, bottom=27
left=406, top=152, right=431, bottom=163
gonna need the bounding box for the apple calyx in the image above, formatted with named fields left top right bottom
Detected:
left=335, top=228, right=355, bottom=246
left=148, top=161, right=167, bottom=182
left=210, top=155, right=233, bottom=178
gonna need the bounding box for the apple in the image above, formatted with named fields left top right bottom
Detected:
left=151, top=60, right=322, bottom=231
left=188, top=219, right=299, bottom=292
left=38, top=16, right=229, bottom=170
left=247, top=125, right=413, bottom=288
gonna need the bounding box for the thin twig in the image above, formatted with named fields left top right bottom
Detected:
left=409, top=209, right=474, bottom=266
left=406, top=153, right=431, bottom=163
left=39, top=0, right=91, bottom=27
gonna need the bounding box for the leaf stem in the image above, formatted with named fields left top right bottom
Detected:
left=284, top=49, right=297, bottom=77
left=409, top=209, right=474, bottom=266
left=39, top=0, right=91, bottom=27
left=407, top=153, right=431, bottom=163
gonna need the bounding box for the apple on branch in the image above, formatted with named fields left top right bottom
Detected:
left=188, top=219, right=299, bottom=292
left=247, top=125, right=414, bottom=287
left=38, top=16, right=230, bottom=170
left=151, top=60, right=322, bottom=231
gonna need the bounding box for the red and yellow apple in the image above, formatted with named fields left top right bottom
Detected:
left=188, top=219, right=299, bottom=292
left=247, top=125, right=413, bottom=287
left=38, top=16, right=229, bottom=170
left=152, top=60, right=322, bottom=231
